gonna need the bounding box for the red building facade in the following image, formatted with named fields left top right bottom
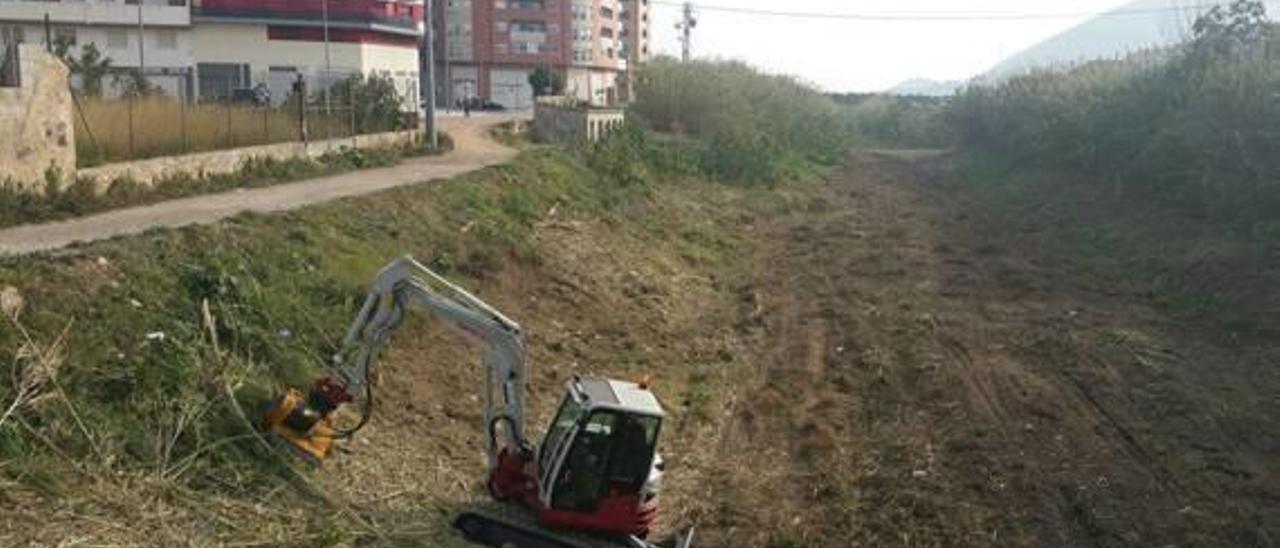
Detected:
left=434, top=0, right=634, bottom=109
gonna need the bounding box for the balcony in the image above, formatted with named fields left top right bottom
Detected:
left=0, top=0, right=191, bottom=27
left=192, top=0, right=423, bottom=36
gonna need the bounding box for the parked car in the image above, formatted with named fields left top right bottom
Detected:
left=470, top=97, right=506, bottom=111
left=229, top=85, right=271, bottom=106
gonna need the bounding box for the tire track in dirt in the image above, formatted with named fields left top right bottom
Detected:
left=693, top=151, right=1279, bottom=547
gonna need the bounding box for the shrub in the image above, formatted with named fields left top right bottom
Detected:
left=585, top=124, right=655, bottom=188
left=632, top=58, right=851, bottom=184
left=949, top=1, right=1280, bottom=223
left=833, top=93, right=954, bottom=148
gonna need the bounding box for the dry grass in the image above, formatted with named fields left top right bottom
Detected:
left=74, top=97, right=370, bottom=167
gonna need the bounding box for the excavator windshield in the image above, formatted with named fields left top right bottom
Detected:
left=550, top=410, right=661, bottom=512
left=539, top=395, right=586, bottom=474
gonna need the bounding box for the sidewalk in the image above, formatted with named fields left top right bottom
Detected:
left=0, top=114, right=524, bottom=256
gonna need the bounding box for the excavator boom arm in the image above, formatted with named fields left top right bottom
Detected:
left=295, top=256, right=528, bottom=467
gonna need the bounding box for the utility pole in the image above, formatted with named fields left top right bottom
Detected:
left=137, top=0, right=146, bottom=76
left=676, top=1, right=696, bottom=63
left=441, top=0, right=451, bottom=110
left=424, top=0, right=438, bottom=148
left=323, top=0, right=332, bottom=140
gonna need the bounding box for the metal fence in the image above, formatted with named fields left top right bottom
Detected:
left=72, top=73, right=418, bottom=167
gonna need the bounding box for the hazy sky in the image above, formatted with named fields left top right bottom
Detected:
left=648, top=0, right=1139, bottom=92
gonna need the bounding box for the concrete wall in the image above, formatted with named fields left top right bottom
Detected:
left=533, top=96, right=624, bottom=144
left=565, top=66, right=619, bottom=106
left=78, top=128, right=420, bottom=188
left=0, top=45, right=76, bottom=189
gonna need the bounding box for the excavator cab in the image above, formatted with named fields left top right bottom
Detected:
left=484, top=375, right=666, bottom=541
left=535, top=377, right=664, bottom=534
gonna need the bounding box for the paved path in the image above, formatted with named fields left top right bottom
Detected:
left=0, top=113, right=525, bottom=256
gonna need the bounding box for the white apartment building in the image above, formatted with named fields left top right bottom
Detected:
left=189, top=0, right=423, bottom=108
left=0, top=0, right=194, bottom=97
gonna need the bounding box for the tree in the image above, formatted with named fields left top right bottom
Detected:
left=114, top=69, right=163, bottom=98
left=52, top=39, right=113, bottom=97
left=1192, top=0, right=1270, bottom=54
left=528, top=67, right=564, bottom=97
left=324, top=74, right=407, bottom=132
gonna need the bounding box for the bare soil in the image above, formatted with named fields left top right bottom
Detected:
left=690, top=151, right=1278, bottom=547
left=288, top=150, right=1280, bottom=547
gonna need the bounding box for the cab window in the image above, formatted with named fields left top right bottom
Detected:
left=551, top=411, right=660, bottom=512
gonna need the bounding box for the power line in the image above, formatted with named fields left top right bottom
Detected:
left=648, top=1, right=1275, bottom=22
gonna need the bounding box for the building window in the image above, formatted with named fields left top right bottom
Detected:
left=600, top=28, right=614, bottom=39
left=510, top=21, right=547, bottom=32
left=53, top=27, right=76, bottom=46
left=511, top=41, right=547, bottom=54
left=600, top=7, right=614, bottom=19
left=501, top=0, right=545, bottom=10
left=106, top=29, right=128, bottom=49
left=156, top=29, right=178, bottom=50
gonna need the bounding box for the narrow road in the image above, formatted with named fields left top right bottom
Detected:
left=0, top=113, right=524, bottom=256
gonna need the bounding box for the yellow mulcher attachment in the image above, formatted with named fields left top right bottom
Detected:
left=260, top=383, right=350, bottom=463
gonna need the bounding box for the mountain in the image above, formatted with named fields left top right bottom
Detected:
left=979, top=0, right=1212, bottom=82
left=887, top=78, right=965, bottom=97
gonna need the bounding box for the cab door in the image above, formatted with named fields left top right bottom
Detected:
left=538, top=396, right=585, bottom=506
left=547, top=412, right=618, bottom=512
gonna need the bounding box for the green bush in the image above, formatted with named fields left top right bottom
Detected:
left=949, top=2, right=1280, bottom=223
left=632, top=58, right=851, bottom=184
left=585, top=124, right=655, bottom=188
left=833, top=93, right=954, bottom=148
left=322, top=74, right=407, bottom=134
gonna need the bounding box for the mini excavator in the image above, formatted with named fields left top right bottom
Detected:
left=261, top=256, right=693, bottom=548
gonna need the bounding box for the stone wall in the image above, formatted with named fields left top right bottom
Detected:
left=533, top=96, right=626, bottom=144
left=78, top=129, right=420, bottom=189
left=0, top=45, right=76, bottom=189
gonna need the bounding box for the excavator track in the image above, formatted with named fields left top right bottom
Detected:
left=452, top=505, right=641, bottom=548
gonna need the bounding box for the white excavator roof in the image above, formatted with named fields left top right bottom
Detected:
left=576, top=376, right=666, bottom=418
